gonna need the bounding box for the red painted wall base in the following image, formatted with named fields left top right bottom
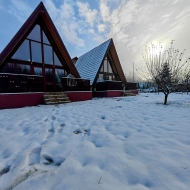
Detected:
left=93, top=90, right=123, bottom=97
left=65, top=91, right=92, bottom=102
left=131, top=90, right=138, bottom=94
left=0, top=93, right=44, bottom=109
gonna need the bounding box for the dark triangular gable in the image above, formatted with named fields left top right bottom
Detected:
left=75, top=38, right=126, bottom=87
left=106, top=39, right=126, bottom=83
left=0, top=2, right=80, bottom=78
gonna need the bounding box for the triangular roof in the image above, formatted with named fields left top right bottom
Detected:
left=75, top=38, right=126, bottom=86
left=0, top=2, right=80, bottom=78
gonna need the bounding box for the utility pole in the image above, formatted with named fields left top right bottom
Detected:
left=133, top=62, right=134, bottom=82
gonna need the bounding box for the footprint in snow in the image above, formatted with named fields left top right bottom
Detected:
left=54, top=110, right=59, bottom=115
left=101, top=115, right=105, bottom=119
left=51, top=115, right=56, bottom=121
left=28, top=147, right=41, bottom=166
left=73, top=129, right=82, bottom=134
left=73, top=129, right=90, bottom=135
left=46, top=127, right=55, bottom=138
left=124, top=131, right=130, bottom=138
left=43, top=117, right=48, bottom=122
left=0, top=166, right=10, bottom=177
left=41, top=154, right=65, bottom=166
left=84, top=129, right=90, bottom=136
left=57, top=123, right=65, bottom=133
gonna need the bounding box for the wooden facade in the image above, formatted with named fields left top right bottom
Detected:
left=93, top=39, right=126, bottom=91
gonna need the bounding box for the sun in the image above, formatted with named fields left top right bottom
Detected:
left=145, top=41, right=165, bottom=57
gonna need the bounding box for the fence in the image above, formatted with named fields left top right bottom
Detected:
left=95, top=80, right=122, bottom=91
left=126, top=82, right=137, bottom=90
left=62, top=77, right=90, bottom=91
left=0, top=73, right=44, bottom=93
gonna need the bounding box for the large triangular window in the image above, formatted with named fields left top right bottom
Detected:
left=11, top=24, right=64, bottom=67
left=54, top=52, right=62, bottom=66
left=43, top=31, right=50, bottom=44
left=31, top=41, right=42, bottom=63
left=98, top=56, right=118, bottom=81
left=12, top=40, right=30, bottom=61
left=27, top=24, right=41, bottom=42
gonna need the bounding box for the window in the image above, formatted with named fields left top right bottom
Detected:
left=34, top=67, right=42, bottom=75
left=104, top=59, right=108, bottom=72
left=43, top=31, right=50, bottom=44
left=65, top=70, right=68, bottom=77
left=45, top=68, right=53, bottom=82
left=31, top=41, right=42, bottom=63
left=100, top=65, right=103, bottom=72
left=96, top=73, right=104, bottom=83
left=108, top=60, right=113, bottom=73
left=54, top=52, right=62, bottom=66
left=55, top=69, right=65, bottom=84
left=27, top=25, right=41, bottom=42
left=1, top=63, right=15, bottom=73
left=98, top=56, right=120, bottom=81
left=15, top=64, right=30, bottom=74
left=12, top=40, right=30, bottom=61
left=44, top=45, right=53, bottom=64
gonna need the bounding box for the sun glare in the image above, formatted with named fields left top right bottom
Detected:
left=145, top=40, right=167, bottom=57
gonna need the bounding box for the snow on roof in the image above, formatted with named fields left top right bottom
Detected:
left=75, top=39, right=111, bottom=85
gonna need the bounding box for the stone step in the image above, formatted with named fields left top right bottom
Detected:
left=43, top=92, right=71, bottom=105
left=44, top=92, right=66, bottom=95
left=45, top=100, right=71, bottom=105
left=123, top=93, right=136, bottom=96
left=123, top=90, right=136, bottom=96
left=44, top=94, right=67, bottom=98
left=44, top=97, right=69, bottom=101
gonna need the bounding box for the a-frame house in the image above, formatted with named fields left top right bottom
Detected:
left=0, top=2, right=80, bottom=92
left=75, top=38, right=126, bottom=96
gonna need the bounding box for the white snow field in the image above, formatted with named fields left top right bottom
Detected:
left=0, top=93, right=190, bottom=190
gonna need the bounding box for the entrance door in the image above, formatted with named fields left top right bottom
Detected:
left=45, top=68, right=54, bottom=91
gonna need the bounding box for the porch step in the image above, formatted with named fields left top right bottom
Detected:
left=43, top=92, right=71, bottom=105
left=123, top=90, right=136, bottom=96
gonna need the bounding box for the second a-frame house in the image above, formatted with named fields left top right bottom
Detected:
left=0, top=2, right=80, bottom=92
left=75, top=38, right=126, bottom=97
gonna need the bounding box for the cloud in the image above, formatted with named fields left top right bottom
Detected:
left=76, top=1, right=98, bottom=27
left=99, top=0, right=111, bottom=22
left=88, top=29, right=95, bottom=34
left=44, top=0, right=85, bottom=48
left=7, top=0, right=33, bottom=22
left=95, top=0, right=190, bottom=76
left=1, top=0, right=190, bottom=77
left=98, top=24, right=106, bottom=33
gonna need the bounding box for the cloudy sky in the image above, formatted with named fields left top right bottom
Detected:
left=0, top=0, right=190, bottom=79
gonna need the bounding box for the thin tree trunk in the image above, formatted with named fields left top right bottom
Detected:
left=164, top=94, right=168, bottom=105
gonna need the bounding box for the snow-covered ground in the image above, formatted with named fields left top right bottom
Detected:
left=0, top=93, right=190, bottom=190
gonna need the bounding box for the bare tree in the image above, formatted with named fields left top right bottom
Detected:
left=141, top=40, right=189, bottom=105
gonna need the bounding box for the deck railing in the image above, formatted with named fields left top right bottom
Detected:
left=62, top=77, right=90, bottom=91
left=126, top=82, right=137, bottom=90
left=95, top=80, right=122, bottom=91
left=0, top=73, right=44, bottom=93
